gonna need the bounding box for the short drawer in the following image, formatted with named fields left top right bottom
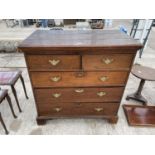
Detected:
left=82, top=54, right=134, bottom=70
left=37, top=102, right=119, bottom=116
left=31, top=71, right=128, bottom=87
left=26, top=55, right=80, bottom=70
left=34, top=87, right=124, bottom=103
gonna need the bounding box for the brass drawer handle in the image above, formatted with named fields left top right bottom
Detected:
left=94, top=108, right=104, bottom=112
left=99, top=76, right=108, bottom=82
left=102, top=58, right=114, bottom=64
left=52, top=93, right=61, bottom=98
left=49, top=59, right=60, bottom=66
left=97, top=91, right=106, bottom=97
left=51, top=76, right=61, bottom=82
left=75, top=89, right=84, bottom=93
left=53, top=107, right=62, bottom=112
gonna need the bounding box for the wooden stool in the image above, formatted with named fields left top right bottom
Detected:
left=0, top=89, right=17, bottom=134
left=0, top=71, right=29, bottom=112
left=126, top=65, right=155, bottom=105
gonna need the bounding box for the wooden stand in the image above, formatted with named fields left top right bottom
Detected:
left=126, top=79, right=147, bottom=105
left=126, top=65, right=155, bottom=105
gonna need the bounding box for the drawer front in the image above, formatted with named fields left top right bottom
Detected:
left=34, top=87, right=124, bottom=103
left=83, top=54, right=134, bottom=70
left=27, top=55, right=80, bottom=70
left=37, top=102, right=119, bottom=116
left=31, top=71, right=128, bottom=87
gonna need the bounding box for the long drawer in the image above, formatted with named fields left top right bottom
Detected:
left=82, top=54, right=134, bottom=70
left=34, top=87, right=124, bottom=103
left=37, top=102, right=119, bottom=116
left=31, top=71, right=128, bottom=87
left=27, top=55, right=80, bottom=70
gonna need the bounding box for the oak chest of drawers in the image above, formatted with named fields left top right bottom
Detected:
left=18, top=30, right=142, bottom=125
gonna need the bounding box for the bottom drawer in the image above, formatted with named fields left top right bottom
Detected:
left=37, top=102, right=119, bottom=117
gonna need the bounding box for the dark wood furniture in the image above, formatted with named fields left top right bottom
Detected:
left=126, top=65, right=155, bottom=105
left=123, top=104, right=155, bottom=127
left=0, top=71, right=29, bottom=112
left=0, top=89, right=17, bottom=134
left=18, top=30, right=142, bottom=125
left=63, top=19, right=77, bottom=25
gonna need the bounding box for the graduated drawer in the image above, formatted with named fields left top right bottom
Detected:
left=26, top=55, right=80, bottom=70
left=31, top=71, right=128, bottom=87
left=34, top=87, right=124, bottom=103
left=82, top=54, right=134, bottom=70
left=37, top=102, right=119, bottom=116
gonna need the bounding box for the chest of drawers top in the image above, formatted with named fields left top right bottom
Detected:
left=18, top=30, right=142, bottom=53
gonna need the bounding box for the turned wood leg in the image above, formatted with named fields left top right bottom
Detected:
left=126, top=79, right=147, bottom=105
left=36, top=118, right=46, bottom=125
left=6, top=94, right=17, bottom=118
left=0, top=113, right=9, bottom=135
left=11, top=85, right=22, bottom=112
left=19, top=75, right=29, bottom=99
left=108, top=116, right=118, bottom=124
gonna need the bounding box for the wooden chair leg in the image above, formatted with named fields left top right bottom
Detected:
left=11, top=85, right=22, bottom=112
left=6, top=94, right=17, bottom=118
left=19, top=75, right=29, bottom=99
left=0, top=113, right=9, bottom=135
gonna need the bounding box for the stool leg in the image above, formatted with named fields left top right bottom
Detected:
left=19, top=75, right=29, bottom=99
left=126, top=79, right=147, bottom=105
left=6, top=94, right=17, bottom=118
left=11, top=85, right=22, bottom=112
left=0, top=113, right=9, bottom=135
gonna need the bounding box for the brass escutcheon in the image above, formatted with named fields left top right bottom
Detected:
left=94, top=108, right=103, bottom=112
left=53, top=107, right=62, bottom=112
left=100, top=76, right=108, bottom=82
left=49, top=59, right=60, bottom=66
left=51, top=76, right=61, bottom=82
left=97, top=91, right=106, bottom=97
left=102, top=58, right=114, bottom=64
left=52, top=93, right=61, bottom=98
left=75, top=89, right=84, bottom=93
